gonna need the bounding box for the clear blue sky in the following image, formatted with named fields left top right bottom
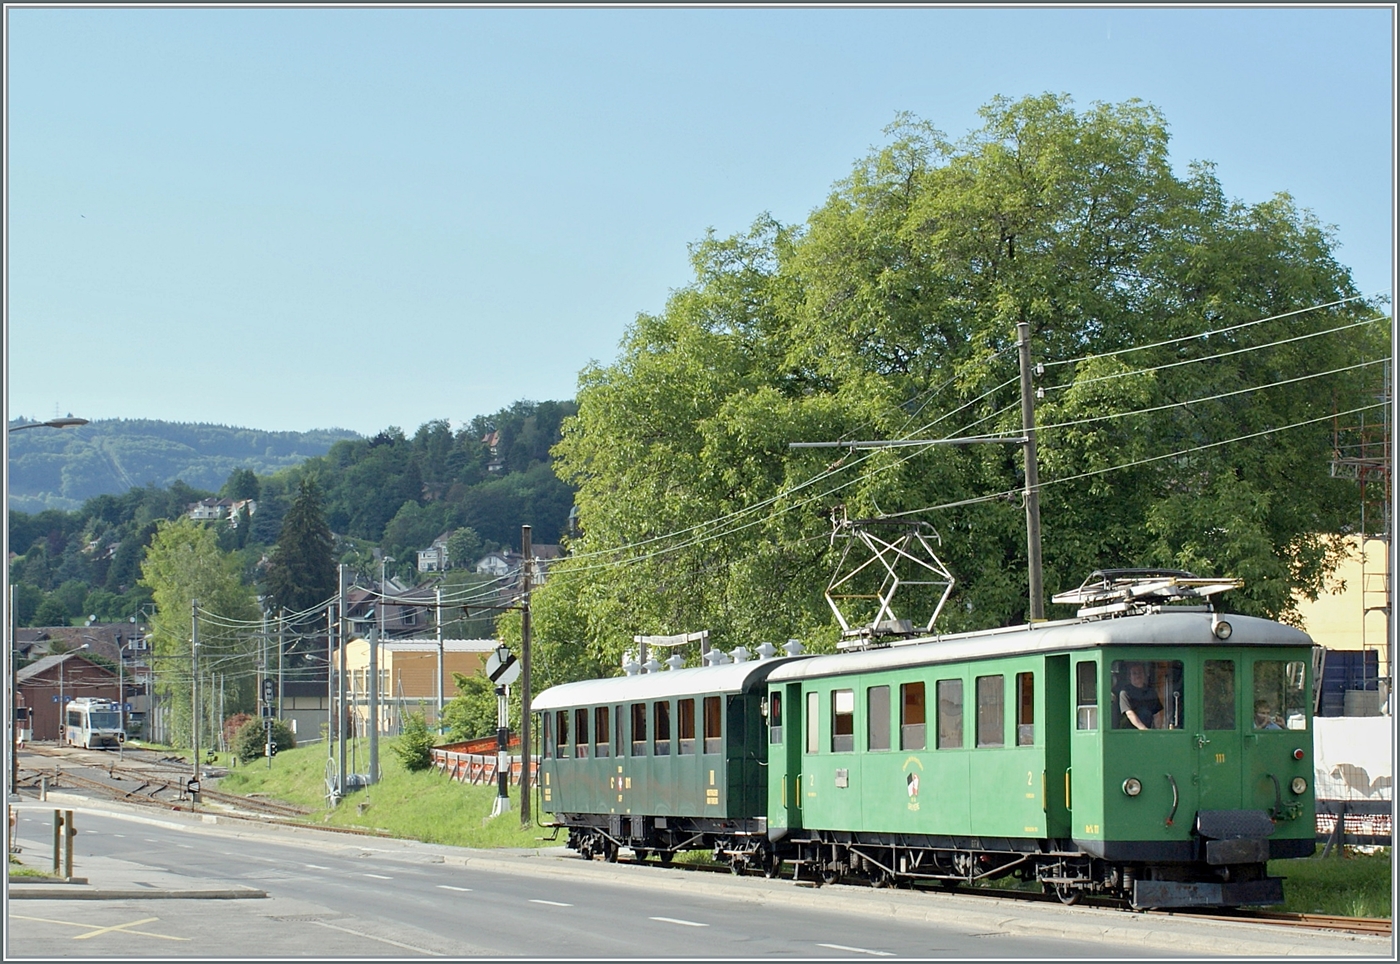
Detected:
left=6, top=6, right=1394, bottom=436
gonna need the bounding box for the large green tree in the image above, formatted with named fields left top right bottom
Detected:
left=540, top=94, right=1387, bottom=674
left=140, top=518, right=260, bottom=749
left=263, top=478, right=337, bottom=616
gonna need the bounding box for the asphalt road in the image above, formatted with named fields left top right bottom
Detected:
left=6, top=805, right=1137, bottom=959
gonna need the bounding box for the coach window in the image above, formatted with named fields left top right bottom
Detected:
left=542, top=711, right=553, bottom=759
left=900, top=682, right=926, bottom=751
left=1075, top=662, right=1098, bottom=731
left=678, top=699, right=696, bottom=754
left=595, top=706, right=610, bottom=757
left=615, top=705, right=624, bottom=756
left=831, top=689, right=855, bottom=752
left=574, top=708, right=590, bottom=758
left=1111, top=660, right=1184, bottom=730
left=769, top=692, right=783, bottom=745
left=976, top=676, right=1005, bottom=748
left=867, top=686, right=890, bottom=752
left=556, top=710, right=570, bottom=758
left=1016, top=672, right=1035, bottom=746
left=1253, top=660, right=1308, bottom=730
left=703, top=696, right=723, bottom=754
left=806, top=691, right=819, bottom=754
left=1203, top=660, right=1235, bottom=731
left=654, top=700, right=672, bottom=755
left=936, top=679, right=963, bottom=749
left=631, top=703, right=648, bottom=755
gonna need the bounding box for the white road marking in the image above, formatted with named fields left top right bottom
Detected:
left=177, top=844, right=193, bottom=849
left=112, top=834, right=126, bottom=837
left=817, top=944, right=892, bottom=957
left=144, top=839, right=157, bottom=843
left=437, top=885, right=472, bottom=892
left=650, top=916, right=708, bottom=927
left=363, top=873, right=393, bottom=879
left=310, top=919, right=443, bottom=956
left=529, top=899, right=572, bottom=907
left=305, top=864, right=331, bottom=870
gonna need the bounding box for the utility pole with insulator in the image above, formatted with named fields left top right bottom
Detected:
left=1016, top=318, right=1046, bottom=622
left=520, top=524, right=533, bottom=827
left=190, top=599, right=201, bottom=805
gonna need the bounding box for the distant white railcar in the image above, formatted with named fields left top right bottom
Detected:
left=64, top=697, right=125, bottom=749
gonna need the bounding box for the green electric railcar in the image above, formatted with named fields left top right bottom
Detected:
left=535, top=590, right=1315, bottom=908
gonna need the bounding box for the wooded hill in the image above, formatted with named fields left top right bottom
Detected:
left=7, top=400, right=577, bottom=628
left=7, top=418, right=360, bottom=513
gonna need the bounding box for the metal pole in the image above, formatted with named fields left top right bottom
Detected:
left=491, top=682, right=510, bottom=816
left=1016, top=319, right=1046, bottom=622
left=12, top=583, right=21, bottom=792
left=435, top=586, right=443, bottom=730
left=337, top=565, right=347, bottom=798
left=520, top=525, right=533, bottom=826
left=191, top=599, right=200, bottom=804
left=277, top=608, right=285, bottom=723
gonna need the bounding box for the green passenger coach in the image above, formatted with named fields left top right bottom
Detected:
left=536, top=574, right=1316, bottom=909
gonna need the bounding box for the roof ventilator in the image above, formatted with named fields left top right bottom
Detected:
left=1050, top=569, right=1243, bottom=621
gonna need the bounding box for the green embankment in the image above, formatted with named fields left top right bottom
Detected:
left=212, top=742, right=1390, bottom=917
left=215, top=738, right=550, bottom=849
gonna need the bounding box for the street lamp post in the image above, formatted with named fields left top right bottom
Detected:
left=57, top=644, right=90, bottom=743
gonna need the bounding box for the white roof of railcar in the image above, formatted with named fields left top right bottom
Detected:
left=533, top=659, right=801, bottom=712
left=768, top=610, right=1312, bottom=684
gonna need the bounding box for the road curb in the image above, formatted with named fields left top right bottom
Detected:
left=8, top=887, right=268, bottom=900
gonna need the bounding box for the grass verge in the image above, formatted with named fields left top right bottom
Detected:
left=1268, top=846, right=1392, bottom=918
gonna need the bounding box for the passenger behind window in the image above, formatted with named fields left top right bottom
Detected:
left=1115, top=661, right=1162, bottom=729
left=1253, top=699, right=1283, bottom=730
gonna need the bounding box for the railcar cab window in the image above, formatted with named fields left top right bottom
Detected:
left=575, top=708, right=589, bottom=758
left=976, top=676, right=1005, bottom=748
left=867, top=685, right=890, bottom=752
left=1203, top=660, right=1236, bottom=730
left=1015, top=672, right=1034, bottom=746
left=901, top=682, right=926, bottom=751
left=769, top=692, right=783, bottom=745
left=556, top=710, right=570, bottom=757
left=631, top=703, right=647, bottom=756
left=703, top=696, right=722, bottom=754
left=1254, top=660, right=1308, bottom=730
left=831, top=689, right=855, bottom=752
left=595, top=706, right=610, bottom=757
left=1075, top=662, right=1097, bottom=731
left=678, top=699, right=696, bottom=754
left=1111, top=660, right=1184, bottom=730
left=936, top=679, right=962, bottom=749
left=654, top=700, right=672, bottom=755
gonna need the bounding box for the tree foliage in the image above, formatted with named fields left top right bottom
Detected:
left=263, top=477, right=337, bottom=616
left=540, top=94, right=1387, bottom=673
left=392, top=711, right=436, bottom=771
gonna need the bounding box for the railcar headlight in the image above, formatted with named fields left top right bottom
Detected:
left=1212, top=619, right=1233, bottom=640
left=1122, top=777, right=1143, bottom=797
left=1290, top=777, right=1307, bottom=795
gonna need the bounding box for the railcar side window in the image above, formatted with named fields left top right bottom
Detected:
left=595, top=706, right=610, bottom=757
left=831, top=689, right=855, bottom=752
left=1110, top=660, right=1184, bottom=730
left=976, top=676, right=1005, bottom=748
left=703, top=696, right=722, bottom=754
left=556, top=710, right=570, bottom=758
left=769, top=692, right=783, bottom=745
left=615, top=705, right=623, bottom=756
left=678, top=699, right=696, bottom=754
left=631, top=703, right=648, bottom=755
left=1015, top=672, right=1034, bottom=746
left=901, top=682, right=926, bottom=751
left=1253, top=660, right=1308, bottom=730
left=543, top=711, right=553, bottom=758
left=575, top=708, right=590, bottom=758
left=654, top=700, right=672, bottom=755
left=1075, top=661, right=1098, bottom=730
left=806, top=691, right=819, bottom=754
left=1203, top=660, right=1236, bottom=730
left=936, top=679, right=962, bottom=749
left=867, top=685, right=890, bottom=752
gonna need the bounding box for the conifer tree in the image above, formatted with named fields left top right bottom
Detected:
left=263, top=477, right=337, bottom=618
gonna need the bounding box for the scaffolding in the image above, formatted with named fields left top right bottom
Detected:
left=1329, top=361, right=1392, bottom=699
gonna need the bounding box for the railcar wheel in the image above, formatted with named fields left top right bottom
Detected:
left=1051, top=883, right=1081, bottom=906
left=658, top=851, right=673, bottom=867
left=634, top=849, right=649, bottom=861
left=762, top=855, right=782, bottom=879
left=938, top=879, right=960, bottom=891
left=819, top=867, right=841, bottom=886
left=604, top=841, right=619, bottom=863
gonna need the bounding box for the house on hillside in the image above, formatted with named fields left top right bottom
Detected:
left=186, top=497, right=258, bottom=525
left=474, top=550, right=519, bottom=577
left=344, top=578, right=434, bottom=639
left=417, top=531, right=453, bottom=572
left=483, top=431, right=505, bottom=473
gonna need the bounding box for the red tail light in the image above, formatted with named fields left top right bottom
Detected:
left=1293, top=748, right=1305, bottom=760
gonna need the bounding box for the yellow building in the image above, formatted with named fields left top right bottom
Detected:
left=335, top=637, right=500, bottom=732
left=1293, top=534, right=1391, bottom=676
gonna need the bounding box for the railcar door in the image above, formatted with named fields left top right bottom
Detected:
left=1043, top=656, right=1072, bottom=839
left=767, top=683, right=805, bottom=834
left=1198, top=655, right=1243, bottom=810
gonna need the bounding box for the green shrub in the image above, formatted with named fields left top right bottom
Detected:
left=233, top=717, right=297, bottom=763
left=392, top=711, right=435, bottom=772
